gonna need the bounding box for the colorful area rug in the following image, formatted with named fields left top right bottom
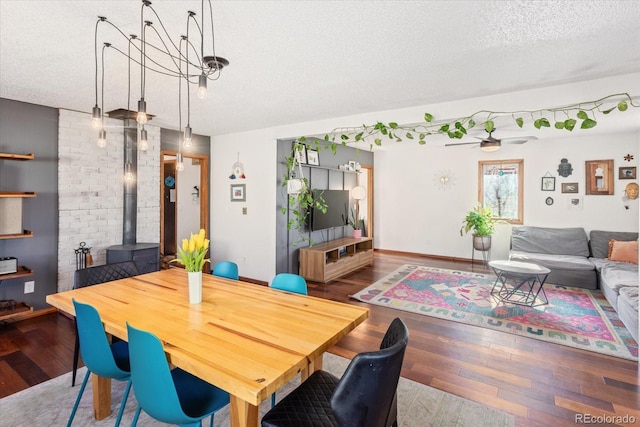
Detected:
left=351, top=265, right=638, bottom=361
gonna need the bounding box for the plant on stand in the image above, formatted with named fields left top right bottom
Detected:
left=171, top=228, right=210, bottom=303
left=460, top=205, right=496, bottom=251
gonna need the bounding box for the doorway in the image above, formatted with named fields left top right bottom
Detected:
left=160, top=150, right=210, bottom=268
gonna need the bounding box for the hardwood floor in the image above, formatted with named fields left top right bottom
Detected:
left=1, top=251, right=638, bottom=426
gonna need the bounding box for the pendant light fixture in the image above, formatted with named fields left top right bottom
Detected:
left=197, top=73, right=208, bottom=99
left=176, top=152, right=185, bottom=172
left=91, top=17, right=106, bottom=130
left=89, top=0, right=229, bottom=167
left=136, top=7, right=149, bottom=126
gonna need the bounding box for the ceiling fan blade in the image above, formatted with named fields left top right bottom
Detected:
left=444, top=141, right=480, bottom=147
left=501, top=136, right=538, bottom=144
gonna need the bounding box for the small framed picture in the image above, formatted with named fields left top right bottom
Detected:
left=568, top=196, right=583, bottom=210
left=619, top=166, right=636, bottom=180
left=348, top=160, right=357, bottom=171
left=293, top=144, right=307, bottom=165
left=541, top=176, right=555, bottom=191
left=230, top=184, right=246, bottom=202
left=561, top=182, right=579, bottom=193
left=307, top=148, right=319, bottom=166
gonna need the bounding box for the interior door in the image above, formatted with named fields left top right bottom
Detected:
left=163, top=161, right=177, bottom=255
left=160, top=151, right=210, bottom=271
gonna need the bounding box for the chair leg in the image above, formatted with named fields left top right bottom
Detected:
left=271, top=392, right=276, bottom=408
left=114, top=380, right=132, bottom=427
left=72, top=329, right=79, bottom=386
left=209, top=413, right=214, bottom=427
left=132, top=406, right=142, bottom=427
left=67, top=369, right=90, bottom=427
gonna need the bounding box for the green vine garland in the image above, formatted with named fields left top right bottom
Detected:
left=282, top=93, right=639, bottom=241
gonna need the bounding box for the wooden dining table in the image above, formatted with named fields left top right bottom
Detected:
left=46, top=268, right=369, bottom=427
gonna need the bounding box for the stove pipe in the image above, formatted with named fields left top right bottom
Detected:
left=123, top=119, right=137, bottom=245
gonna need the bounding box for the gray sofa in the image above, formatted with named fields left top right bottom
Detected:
left=509, top=226, right=638, bottom=341
left=589, top=230, right=638, bottom=342
left=509, top=226, right=597, bottom=289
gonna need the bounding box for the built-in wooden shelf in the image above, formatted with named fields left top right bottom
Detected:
left=0, top=152, right=34, bottom=161
left=0, top=152, right=36, bottom=322
left=0, top=302, right=33, bottom=321
left=0, top=192, right=37, bottom=198
left=0, top=266, right=33, bottom=280
left=0, top=230, right=34, bottom=240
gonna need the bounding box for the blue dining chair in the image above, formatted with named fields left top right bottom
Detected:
left=269, top=273, right=308, bottom=407
left=68, top=299, right=132, bottom=427
left=212, top=261, right=239, bottom=280
left=126, top=323, right=230, bottom=427
left=270, top=273, right=308, bottom=295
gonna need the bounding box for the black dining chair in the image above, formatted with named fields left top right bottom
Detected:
left=71, top=261, right=139, bottom=386
left=261, top=317, right=409, bottom=427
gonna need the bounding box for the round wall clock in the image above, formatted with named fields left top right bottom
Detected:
left=545, top=197, right=554, bottom=206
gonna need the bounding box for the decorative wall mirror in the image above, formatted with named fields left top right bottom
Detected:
left=585, top=159, right=613, bottom=195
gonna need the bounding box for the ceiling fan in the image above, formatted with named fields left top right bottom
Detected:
left=444, top=130, right=537, bottom=152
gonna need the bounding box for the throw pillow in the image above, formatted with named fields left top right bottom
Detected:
left=607, top=239, right=615, bottom=258
left=609, top=240, right=639, bottom=264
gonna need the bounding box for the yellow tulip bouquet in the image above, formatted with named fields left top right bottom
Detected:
left=171, top=229, right=210, bottom=272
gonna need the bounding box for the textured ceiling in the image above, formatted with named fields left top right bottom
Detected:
left=1, top=0, right=639, bottom=137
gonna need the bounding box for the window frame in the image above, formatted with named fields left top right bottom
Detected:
left=478, top=159, right=524, bottom=224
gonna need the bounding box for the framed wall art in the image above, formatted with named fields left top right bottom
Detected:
left=561, top=182, right=579, bottom=193
left=585, top=159, right=613, bottom=195
left=230, top=184, right=246, bottom=202
left=541, top=176, right=555, bottom=191
left=294, top=144, right=307, bottom=165
left=619, top=166, right=636, bottom=180
left=306, top=148, right=320, bottom=166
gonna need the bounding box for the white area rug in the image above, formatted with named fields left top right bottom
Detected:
left=0, top=353, right=514, bottom=426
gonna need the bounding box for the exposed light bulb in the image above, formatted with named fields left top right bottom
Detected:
left=124, top=163, right=135, bottom=182
left=139, top=128, right=148, bottom=152
left=176, top=152, right=185, bottom=172
left=97, top=129, right=107, bottom=148
left=197, top=73, right=208, bottom=99
left=91, top=105, right=102, bottom=130
left=183, top=126, right=193, bottom=149
left=136, top=98, right=148, bottom=125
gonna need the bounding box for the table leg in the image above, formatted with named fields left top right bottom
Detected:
left=229, top=396, right=259, bottom=427
left=91, top=374, right=111, bottom=420
left=301, top=354, right=324, bottom=381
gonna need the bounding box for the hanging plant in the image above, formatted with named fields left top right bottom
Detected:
left=281, top=139, right=327, bottom=246
left=282, top=93, right=639, bottom=236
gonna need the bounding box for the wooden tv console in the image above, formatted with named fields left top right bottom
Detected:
left=299, top=237, right=373, bottom=283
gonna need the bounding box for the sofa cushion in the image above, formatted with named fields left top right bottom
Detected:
left=589, top=230, right=639, bottom=259
left=618, top=286, right=639, bottom=341
left=511, top=226, right=589, bottom=257
left=619, top=286, right=639, bottom=313
left=609, top=240, right=639, bottom=264
left=509, top=251, right=594, bottom=271
left=600, top=264, right=639, bottom=293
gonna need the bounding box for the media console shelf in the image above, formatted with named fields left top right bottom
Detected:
left=299, top=237, right=373, bottom=283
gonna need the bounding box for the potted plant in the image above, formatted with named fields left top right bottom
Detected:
left=460, top=204, right=496, bottom=251
left=347, top=206, right=364, bottom=238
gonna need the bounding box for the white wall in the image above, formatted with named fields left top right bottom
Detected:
left=211, top=73, right=640, bottom=282
left=57, top=110, right=160, bottom=291
left=375, top=131, right=639, bottom=261
left=176, top=158, right=201, bottom=240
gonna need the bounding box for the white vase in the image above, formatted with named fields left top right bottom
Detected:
left=188, top=271, right=202, bottom=304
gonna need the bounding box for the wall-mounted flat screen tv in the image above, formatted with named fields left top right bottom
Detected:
left=311, top=189, right=349, bottom=231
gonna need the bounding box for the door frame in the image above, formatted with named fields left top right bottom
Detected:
left=160, top=150, right=210, bottom=258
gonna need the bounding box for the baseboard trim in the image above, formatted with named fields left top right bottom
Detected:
left=373, top=248, right=486, bottom=265
left=1, top=306, right=58, bottom=323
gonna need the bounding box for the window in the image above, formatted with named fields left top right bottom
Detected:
left=478, top=159, right=523, bottom=224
